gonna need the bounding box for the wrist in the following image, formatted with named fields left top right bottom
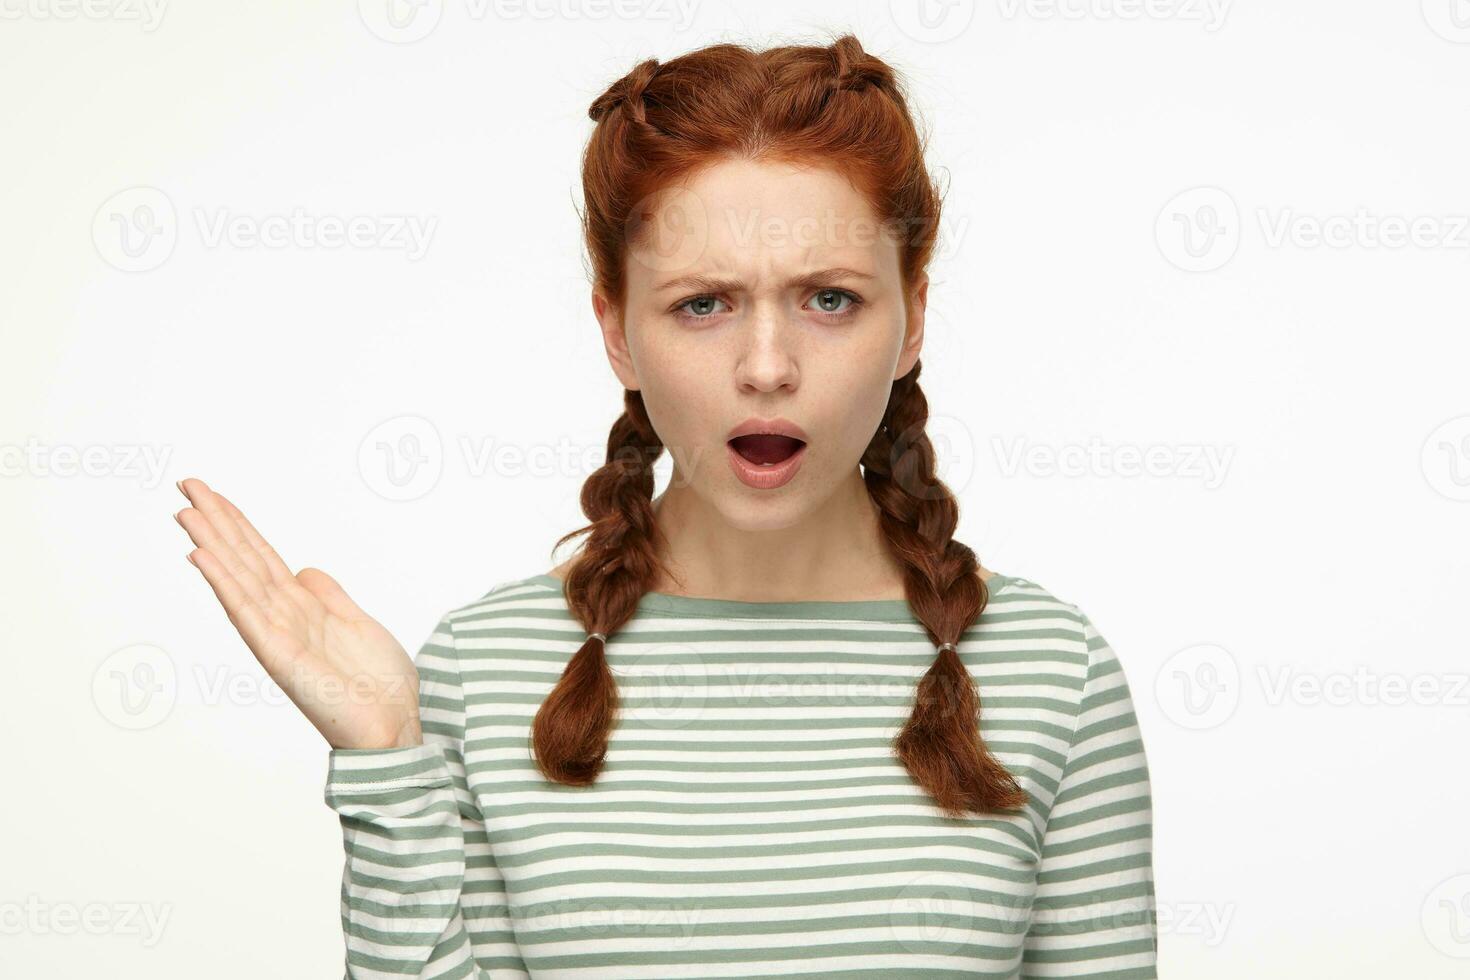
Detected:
left=339, top=715, right=423, bottom=751
left=389, top=729, right=424, bottom=749
left=388, top=715, right=424, bottom=749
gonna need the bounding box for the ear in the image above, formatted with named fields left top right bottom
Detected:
left=593, top=288, right=640, bottom=391
left=895, top=272, right=928, bottom=379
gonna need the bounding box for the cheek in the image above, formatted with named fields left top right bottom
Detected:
left=833, top=385, right=892, bottom=468
left=811, top=354, right=896, bottom=459
left=629, top=325, right=899, bottom=477
left=631, top=346, right=716, bottom=456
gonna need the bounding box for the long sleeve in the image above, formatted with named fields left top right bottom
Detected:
left=323, top=612, right=490, bottom=979
left=1022, top=608, right=1159, bottom=978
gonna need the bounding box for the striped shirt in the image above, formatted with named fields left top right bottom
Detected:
left=324, top=570, right=1158, bottom=979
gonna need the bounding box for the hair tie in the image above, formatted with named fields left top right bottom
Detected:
left=936, top=641, right=957, bottom=654
left=589, top=632, right=608, bottom=643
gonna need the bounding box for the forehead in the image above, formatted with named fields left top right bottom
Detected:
left=627, top=157, right=898, bottom=282
left=686, top=157, right=872, bottom=221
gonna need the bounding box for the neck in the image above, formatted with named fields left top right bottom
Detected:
left=647, top=466, right=907, bottom=602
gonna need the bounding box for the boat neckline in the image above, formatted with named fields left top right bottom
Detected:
left=522, top=571, right=1017, bottom=622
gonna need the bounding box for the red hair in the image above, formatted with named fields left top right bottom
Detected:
left=535, top=33, right=1028, bottom=819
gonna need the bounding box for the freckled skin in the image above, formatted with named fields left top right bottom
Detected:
left=576, top=158, right=985, bottom=601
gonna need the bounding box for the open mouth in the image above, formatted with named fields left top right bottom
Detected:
left=728, top=433, right=806, bottom=465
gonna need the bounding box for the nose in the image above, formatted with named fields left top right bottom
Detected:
left=732, top=305, right=799, bottom=393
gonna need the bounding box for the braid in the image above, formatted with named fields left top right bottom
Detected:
left=828, top=33, right=888, bottom=94
left=863, top=359, right=1030, bottom=818
left=588, top=56, right=661, bottom=128
left=531, top=388, right=671, bottom=784
left=563, top=34, right=1018, bottom=818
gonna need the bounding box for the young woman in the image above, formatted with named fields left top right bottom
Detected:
left=175, top=34, right=1157, bottom=979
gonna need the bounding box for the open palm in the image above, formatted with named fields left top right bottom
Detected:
left=173, top=477, right=422, bottom=750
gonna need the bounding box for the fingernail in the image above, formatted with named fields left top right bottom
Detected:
left=186, top=552, right=198, bottom=567
left=176, top=480, right=186, bottom=497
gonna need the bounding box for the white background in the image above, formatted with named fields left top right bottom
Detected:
left=2, top=1, right=1468, bottom=976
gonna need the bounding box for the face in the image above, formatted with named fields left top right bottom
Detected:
left=592, top=156, right=927, bottom=531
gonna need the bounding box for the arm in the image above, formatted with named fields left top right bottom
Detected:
left=1021, top=608, right=1158, bottom=978
left=170, top=482, right=515, bottom=974
left=323, top=613, right=511, bottom=979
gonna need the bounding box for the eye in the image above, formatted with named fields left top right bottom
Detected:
left=805, top=288, right=863, bottom=318
left=674, top=295, right=731, bottom=320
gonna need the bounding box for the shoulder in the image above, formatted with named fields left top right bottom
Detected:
left=982, top=571, right=1085, bottom=626
left=978, top=575, right=1147, bottom=752
left=439, top=570, right=569, bottom=629
left=979, top=571, right=1122, bottom=676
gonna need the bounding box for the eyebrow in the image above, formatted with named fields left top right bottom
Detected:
left=653, top=267, right=877, bottom=294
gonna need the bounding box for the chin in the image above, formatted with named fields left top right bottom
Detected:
left=715, top=497, right=811, bottom=533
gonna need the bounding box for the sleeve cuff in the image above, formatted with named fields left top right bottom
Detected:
left=324, top=742, right=452, bottom=803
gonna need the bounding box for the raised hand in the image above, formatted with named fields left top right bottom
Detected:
left=173, top=477, right=422, bottom=750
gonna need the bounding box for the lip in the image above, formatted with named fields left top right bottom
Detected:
left=727, top=440, right=807, bottom=490
left=725, top=417, right=809, bottom=490
left=726, top=416, right=809, bottom=442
